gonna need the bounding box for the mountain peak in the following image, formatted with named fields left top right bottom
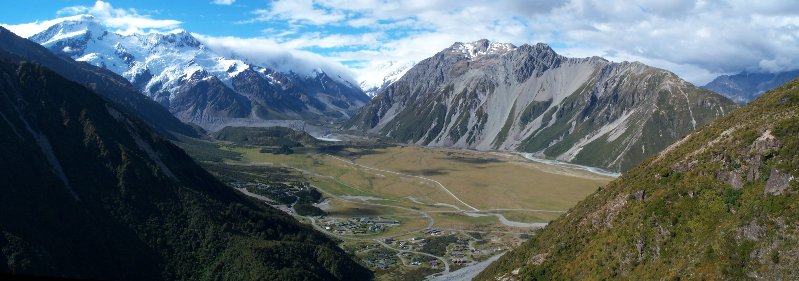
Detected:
left=29, top=14, right=106, bottom=45
left=138, top=30, right=202, bottom=49
left=349, top=39, right=737, bottom=172
left=449, top=39, right=517, bottom=59
left=516, top=42, right=558, bottom=56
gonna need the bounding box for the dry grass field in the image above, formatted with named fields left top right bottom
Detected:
left=329, top=146, right=611, bottom=211
left=227, top=145, right=612, bottom=225
left=184, top=142, right=615, bottom=279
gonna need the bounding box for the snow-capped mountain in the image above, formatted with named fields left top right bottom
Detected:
left=348, top=40, right=738, bottom=172
left=452, top=39, right=516, bottom=59
left=0, top=25, right=198, bottom=139
left=358, top=60, right=416, bottom=98
left=28, top=15, right=369, bottom=130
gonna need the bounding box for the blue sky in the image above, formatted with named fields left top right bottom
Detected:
left=3, top=0, right=799, bottom=85
left=1, top=1, right=289, bottom=38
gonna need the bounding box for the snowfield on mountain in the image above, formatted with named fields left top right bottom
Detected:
left=30, top=15, right=369, bottom=130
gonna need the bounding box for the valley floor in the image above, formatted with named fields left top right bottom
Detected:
left=179, top=140, right=612, bottom=280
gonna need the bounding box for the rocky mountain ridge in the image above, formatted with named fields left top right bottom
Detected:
left=348, top=40, right=737, bottom=172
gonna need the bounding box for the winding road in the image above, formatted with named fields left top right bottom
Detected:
left=233, top=153, right=557, bottom=279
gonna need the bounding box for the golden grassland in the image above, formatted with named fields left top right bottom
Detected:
left=225, top=145, right=612, bottom=225
left=335, top=146, right=611, bottom=211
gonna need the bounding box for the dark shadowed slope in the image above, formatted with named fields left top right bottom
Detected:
left=0, top=60, right=371, bottom=280
left=212, top=126, right=322, bottom=147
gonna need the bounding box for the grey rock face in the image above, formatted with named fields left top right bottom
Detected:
left=349, top=40, right=738, bottom=172
left=765, top=169, right=792, bottom=195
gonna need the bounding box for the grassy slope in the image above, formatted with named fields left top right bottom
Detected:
left=477, top=78, right=799, bottom=280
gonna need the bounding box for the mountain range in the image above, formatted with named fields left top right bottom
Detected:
left=703, top=70, right=799, bottom=103
left=348, top=39, right=737, bottom=172
left=27, top=15, right=369, bottom=130
left=477, top=76, right=799, bottom=281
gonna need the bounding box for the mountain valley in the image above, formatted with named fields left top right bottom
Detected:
left=2, top=2, right=798, bottom=280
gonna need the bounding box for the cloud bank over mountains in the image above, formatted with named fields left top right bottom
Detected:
left=3, top=1, right=358, bottom=84
left=4, top=0, right=798, bottom=85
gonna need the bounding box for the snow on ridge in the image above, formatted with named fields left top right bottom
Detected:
left=452, top=39, right=517, bottom=59
left=28, top=14, right=359, bottom=95
left=41, top=29, right=89, bottom=45
left=358, top=60, right=417, bottom=97
left=33, top=18, right=252, bottom=94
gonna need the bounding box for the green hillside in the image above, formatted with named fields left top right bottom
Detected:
left=477, top=78, right=799, bottom=280
left=212, top=126, right=321, bottom=147
left=0, top=60, right=371, bottom=280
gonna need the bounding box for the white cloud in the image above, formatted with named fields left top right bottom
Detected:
left=244, top=0, right=799, bottom=85
left=2, top=1, right=181, bottom=37
left=8, top=0, right=799, bottom=87
left=212, top=0, right=235, bottom=5
left=193, top=34, right=359, bottom=84
left=540, top=0, right=799, bottom=83
left=55, top=1, right=181, bottom=35
left=278, top=32, right=383, bottom=49
left=2, top=17, right=74, bottom=38
left=248, top=0, right=346, bottom=25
